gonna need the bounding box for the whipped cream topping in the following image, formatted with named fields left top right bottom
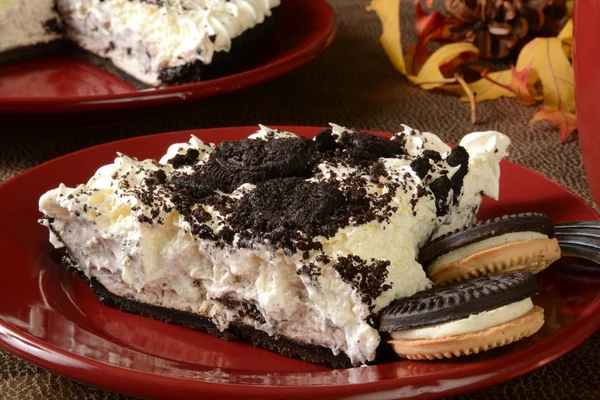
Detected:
left=0, top=0, right=62, bottom=52
left=39, top=124, right=510, bottom=365
left=433, top=130, right=511, bottom=238
left=159, top=136, right=215, bottom=166
left=390, top=297, right=534, bottom=340
left=398, top=124, right=453, bottom=157
left=56, top=0, right=280, bottom=85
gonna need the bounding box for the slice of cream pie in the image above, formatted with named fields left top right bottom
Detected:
left=0, top=0, right=279, bottom=86
left=39, top=124, right=510, bottom=367
left=55, top=0, right=280, bottom=86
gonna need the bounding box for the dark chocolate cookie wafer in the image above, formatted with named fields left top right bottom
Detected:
left=380, top=272, right=544, bottom=360
left=379, top=272, right=538, bottom=332
left=420, top=213, right=561, bottom=285
left=202, top=136, right=317, bottom=192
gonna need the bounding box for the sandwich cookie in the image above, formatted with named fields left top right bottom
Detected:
left=379, top=272, right=544, bottom=360
left=420, top=213, right=561, bottom=286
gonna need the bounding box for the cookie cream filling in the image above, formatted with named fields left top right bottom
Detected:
left=56, top=0, right=280, bottom=86
left=390, top=297, right=534, bottom=340
left=0, top=0, right=62, bottom=53
left=426, top=231, right=549, bottom=274
left=39, top=124, right=510, bottom=365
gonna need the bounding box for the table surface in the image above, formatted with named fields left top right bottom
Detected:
left=1, top=1, right=598, bottom=399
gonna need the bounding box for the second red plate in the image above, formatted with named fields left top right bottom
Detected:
left=0, top=0, right=336, bottom=115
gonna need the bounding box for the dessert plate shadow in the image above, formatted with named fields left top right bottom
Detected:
left=0, top=0, right=336, bottom=116
left=0, top=126, right=599, bottom=400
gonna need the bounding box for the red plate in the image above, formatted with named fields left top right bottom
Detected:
left=0, top=126, right=599, bottom=399
left=0, top=0, right=336, bottom=115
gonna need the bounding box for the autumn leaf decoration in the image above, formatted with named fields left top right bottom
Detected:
left=366, top=0, right=576, bottom=142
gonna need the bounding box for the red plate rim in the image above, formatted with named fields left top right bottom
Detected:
left=0, top=126, right=599, bottom=399
left=0, top=0, right=337, bottom=114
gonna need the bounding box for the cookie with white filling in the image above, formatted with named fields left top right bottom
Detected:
left=379, top=272, right=544, bottom=360
left=420, top=213, right=561, bottom=286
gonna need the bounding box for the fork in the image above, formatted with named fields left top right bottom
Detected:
left=555, top=220, right=600, bottom=265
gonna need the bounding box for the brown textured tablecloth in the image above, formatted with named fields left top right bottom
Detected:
left=0, top=1, right=598, bottom=399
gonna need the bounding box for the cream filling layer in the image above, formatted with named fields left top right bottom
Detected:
left=390, top=297, right=534, bottom=340
left=426, top=231, right=548, bottom=274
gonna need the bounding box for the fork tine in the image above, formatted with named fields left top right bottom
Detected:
left=556, top=233, right=600, bottom=266
left=555, top=229, right=600, bottom=240
left=558, top=244, right=600, bottom=265
left=545, top=221, right=600, bottom=267
left=557, top=237, right=600, bottom=251
left=555, top=220, right=600, bottom=230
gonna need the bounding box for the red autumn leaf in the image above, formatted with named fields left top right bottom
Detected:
left=404, top=45, right=425, bottom=75
left=440, top=52, right=475, bottom=75
left=415, top=2, right=448, bottom=42
left=530, top=107, right=577, bottom=143
left=408, top=2, right=455, bottom=74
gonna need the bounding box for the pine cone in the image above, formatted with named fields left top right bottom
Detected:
left=445, top=0, right=567, bottom=59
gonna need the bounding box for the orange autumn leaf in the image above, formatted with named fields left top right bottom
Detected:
left=506, top=65, right=539, bottom=104
left=516, top=38, right=574, bottom=112
left=442, top=63, right=539, bottom=104
left=480, top=65, right=539, bottom=104
left=530, top=107, right=577, bottom=143
left=516, top=36, right=576, bottom=140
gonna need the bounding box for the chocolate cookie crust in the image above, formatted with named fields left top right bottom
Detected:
left=0, top=40, right=70, bottom=66
left=379, top=272, right=538, bottom=332
left=157, top=7, right=279, bottom=86
left=419, top=213, right=555, bottom=266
